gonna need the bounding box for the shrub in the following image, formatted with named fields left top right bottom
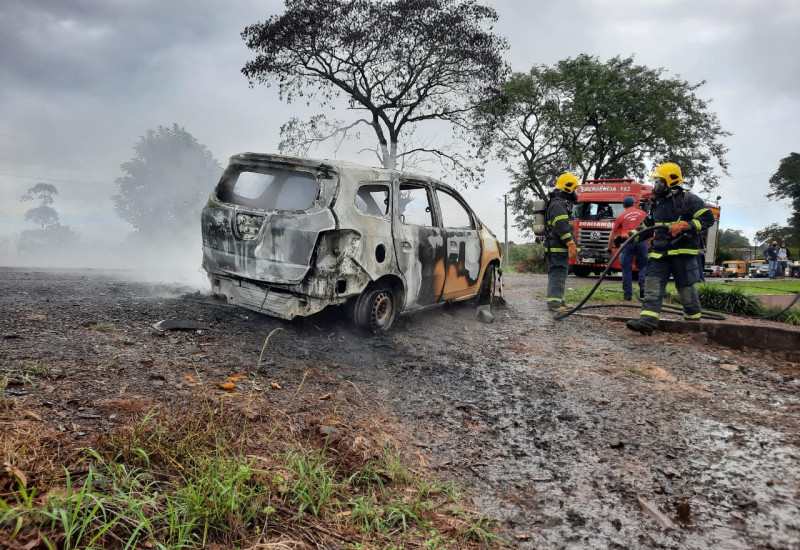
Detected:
left=697, top=284, right=765, bottom=316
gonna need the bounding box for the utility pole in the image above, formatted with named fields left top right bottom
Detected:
left=504, top=194, right=508, bottom=268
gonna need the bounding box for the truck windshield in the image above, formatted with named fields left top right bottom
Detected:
left=573, top=202, right=625, bottom=220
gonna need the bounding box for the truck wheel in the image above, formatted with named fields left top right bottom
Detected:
left=355, top=286, right=396, bottom=333
left=477, top=264, right=496, bottom=305
left=572, top=266, right=591, bottom=277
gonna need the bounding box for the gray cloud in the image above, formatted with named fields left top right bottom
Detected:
left=0, top=0, right=797, bottom=254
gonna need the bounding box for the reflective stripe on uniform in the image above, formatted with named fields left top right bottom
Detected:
left=560, top=232, right=572, bottom=241
left=667, top=248, right=701, bottom=255
left=546, top=247, right=568, bottom=253
left=649, top=251, right=664, bottom=259
left=641, top=310, right=660, bottom=319
left=684, top=312, right=701, bottom=319
left=693, top=208, right=709, bottom=218
left=691, top=219, right=702, bottom=231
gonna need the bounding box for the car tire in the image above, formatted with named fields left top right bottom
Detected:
left=355, top=286, right=396, bottom=333
left=477, top=264, right=496, bottom=305
left=572, top=266, right=591, bottom=277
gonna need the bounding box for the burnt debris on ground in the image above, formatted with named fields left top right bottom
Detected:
left=1, top=268, right=798, bottom=549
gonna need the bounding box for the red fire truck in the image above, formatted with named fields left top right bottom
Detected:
left=569, top=178, right=721, bottom=277
left=569, top=178, right=653, bottom=277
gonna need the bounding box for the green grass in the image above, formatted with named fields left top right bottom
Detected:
left=714, top=279, right=800, bottom=294
left=1, top=327, right=507, bottom=549
left=1, top=409, right=507, bottom=548
left=561, top=279, right=800, bottom=322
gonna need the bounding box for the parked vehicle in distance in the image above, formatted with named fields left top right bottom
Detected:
left=748, top=259, right=766, bottom=278
left=706, top=265, right=724, bottom=277
left=722, top=260, right=748, bottom=278
left=201, top=153, right=502, bottom=332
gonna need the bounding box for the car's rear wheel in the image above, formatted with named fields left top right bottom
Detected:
left=355, top=286, right=396, bottom=333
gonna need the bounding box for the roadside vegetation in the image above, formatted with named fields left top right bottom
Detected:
left=0, top=335, right=507, bottom=549
left=561, top=278, right=800, bottom=325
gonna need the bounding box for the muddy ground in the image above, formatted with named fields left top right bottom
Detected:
left=1, top=266, right=799, bottom=549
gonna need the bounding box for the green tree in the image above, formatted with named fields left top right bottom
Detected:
left=113, top=124, right=223, bottom=237
left=18, top=183, right=78, bottom=252
left=767, top=152, right=800, bottom=235
left=718, top=229, right=750, bottom=249
left=21, top=183, right=59, bottom=229
left=473, top=54, right=730, bottom=235
left=754, top=223, right=796, bottom=248
left=241, top=0, right=508, bottom=182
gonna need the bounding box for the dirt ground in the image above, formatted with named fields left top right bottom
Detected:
left=1, top=266, right=799, bottom=549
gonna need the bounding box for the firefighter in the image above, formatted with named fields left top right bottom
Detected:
left=607, top=195, right=648, bottom=301
left=545, top=173, right=580, bottom=312
left=623, top=162, right=715, bottom=335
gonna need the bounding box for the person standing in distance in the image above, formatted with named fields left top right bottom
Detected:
left=607, top=196, right=648, bottom=300
left=777, top=241, right=789, bottom=277
left=623, top=163, right=715, bottom=335
left=545, top=173, right=580, bottom=312
left=765, top=241, right=779, bottom=279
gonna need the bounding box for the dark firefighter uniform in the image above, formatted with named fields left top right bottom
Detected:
left=545, top=174, right=580, bottom=311
left=626, top=181, right=715, bottom=334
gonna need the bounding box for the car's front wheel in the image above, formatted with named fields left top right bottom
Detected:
left=477, top=264, right=496, bottom=305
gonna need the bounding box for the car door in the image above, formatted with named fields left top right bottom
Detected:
left=435, top=187, right=483, bottom=300
left=393, top=181, right=446, bottom=309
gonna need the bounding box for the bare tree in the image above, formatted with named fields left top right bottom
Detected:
left=241, top=0, right=508, bottom=183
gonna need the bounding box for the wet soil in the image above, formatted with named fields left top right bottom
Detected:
left=1, top=267, right=799, bottom=549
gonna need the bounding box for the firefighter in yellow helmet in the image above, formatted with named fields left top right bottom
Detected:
left=623, top=162, right=715, bottom=335
left=545, top=173, right=580, bottom=311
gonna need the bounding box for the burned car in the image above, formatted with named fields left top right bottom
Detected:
left=201, top=153, right=501, bottom=332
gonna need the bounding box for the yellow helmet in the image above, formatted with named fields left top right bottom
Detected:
left=555, top=173, right=581, bottom=193
left=650, top=162, right=683, bottom=188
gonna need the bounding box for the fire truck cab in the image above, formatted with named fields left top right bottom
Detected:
left=570, top=179, right=653, bottom=277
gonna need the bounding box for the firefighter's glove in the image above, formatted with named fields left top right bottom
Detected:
left=613, top=233, right=630, bottom=247
left=669, top=221, right=691, bottom=237
left=567, top=241, right=578, bottom=261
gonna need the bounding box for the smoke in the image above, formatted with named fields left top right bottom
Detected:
left=1, top=230, right=210, bottom=289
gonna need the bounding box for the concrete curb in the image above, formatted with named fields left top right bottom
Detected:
left=577, top=313, right=800, bottom=362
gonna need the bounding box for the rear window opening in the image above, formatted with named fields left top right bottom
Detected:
left=216, top=166, right=319, bottom=211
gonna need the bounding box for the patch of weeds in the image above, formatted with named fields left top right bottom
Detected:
left=97, top=357, right=119, bottom=371
left=286, top=446, right=338, bottom=520
left=349, top=495, right=384, bottom=533
left=764, top=306, right=800, bottom=325
left=1, top=398, right=507, bottom=549
left=461, top=514, right=509, bottom=548
left=628, top=366, right=643, bottom=375
left=381, top=498, right=422, bottom=532
left=175, top=454, right=266, bottom=545
left=88, top=323, right=115, bottom=333
left=20, top=363, right=49, bottom=376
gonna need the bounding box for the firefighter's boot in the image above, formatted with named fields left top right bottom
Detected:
left=626, top=318, right=655, bottom=336
left=639, top=283, right=645, bottom=300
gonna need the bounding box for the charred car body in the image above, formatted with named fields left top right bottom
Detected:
left=201, top=154, right=501, bottom=332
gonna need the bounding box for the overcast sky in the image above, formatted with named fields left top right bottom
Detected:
left=1, top=0, right=798, bottom=255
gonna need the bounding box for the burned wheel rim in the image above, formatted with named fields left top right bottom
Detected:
left=369, top=289, right=395, bottom=332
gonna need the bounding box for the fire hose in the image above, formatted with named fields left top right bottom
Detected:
left=550, top=232, right=800, bottom=322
